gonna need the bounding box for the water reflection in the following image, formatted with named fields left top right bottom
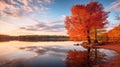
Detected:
left=0, top=41, right=117, bottom=67
left=66, top=50, right=89, bottom=67
left=66, top=50, right=106, bottom=67
left=19, top=46, right=68, bottom=56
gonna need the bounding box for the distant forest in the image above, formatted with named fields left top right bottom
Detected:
left=0, top=35, right=69, bottom=42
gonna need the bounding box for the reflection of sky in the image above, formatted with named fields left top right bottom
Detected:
left=0, top=41, right=118, bottom=67
left=0, top=0, right=120, bottom=36
left=0, top=41, right=85, bottom=67
left=99, top=49, right=118, bottom=60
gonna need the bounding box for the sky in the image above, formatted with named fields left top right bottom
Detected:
left=0, top=0, right=120, bottom=36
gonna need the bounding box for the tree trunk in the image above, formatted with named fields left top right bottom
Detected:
left=94, top=28, right=98, bottom=43
left=87, top=29, right=91, bottom=52
left=86, top=29, right=91, bottom=65
left=87, top=35, right=91, bottom=53
left=87, top=36, right=91, bottom=65
left=95, top=48, right=97, bottom=64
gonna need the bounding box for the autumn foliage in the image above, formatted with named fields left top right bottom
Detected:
left=107, top=24, right=120, bottom=42
left=65, top=1, right=109, bottom=43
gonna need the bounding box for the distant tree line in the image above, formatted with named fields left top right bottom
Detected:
left=0, top=35, right=69, bottom=42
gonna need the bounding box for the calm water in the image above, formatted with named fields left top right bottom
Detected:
left=0, top=41, right=117, bottom=67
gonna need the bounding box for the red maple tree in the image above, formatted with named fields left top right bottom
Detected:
left=65, top=1, right=109, bottom=44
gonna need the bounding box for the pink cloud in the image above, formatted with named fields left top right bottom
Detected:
left=0, top=0, right=53, bottom=17
left=45, top=0, right=52, bottom=3
left=107, top=0, right=120, bottom=11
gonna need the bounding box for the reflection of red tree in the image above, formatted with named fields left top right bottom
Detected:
left=66, top=50, right=89, bottom=67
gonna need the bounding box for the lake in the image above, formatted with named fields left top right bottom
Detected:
left=0, top=41, right=117, bottom=67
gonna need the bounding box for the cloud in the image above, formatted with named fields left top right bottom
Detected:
left=116, top=16, right=120, bottom=20
left=45, top=0, right=52, bottom=3
left=19, top=20, right=65, bottom=32
left=19, top=46, right=68, bottom=56
left=61, top=15, right=66, bottom=20
left=107, top=0, right=120, bottom=12
left=107, top=0, right=120, bottom=25
left=0, top=0, right=53, bottom=17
